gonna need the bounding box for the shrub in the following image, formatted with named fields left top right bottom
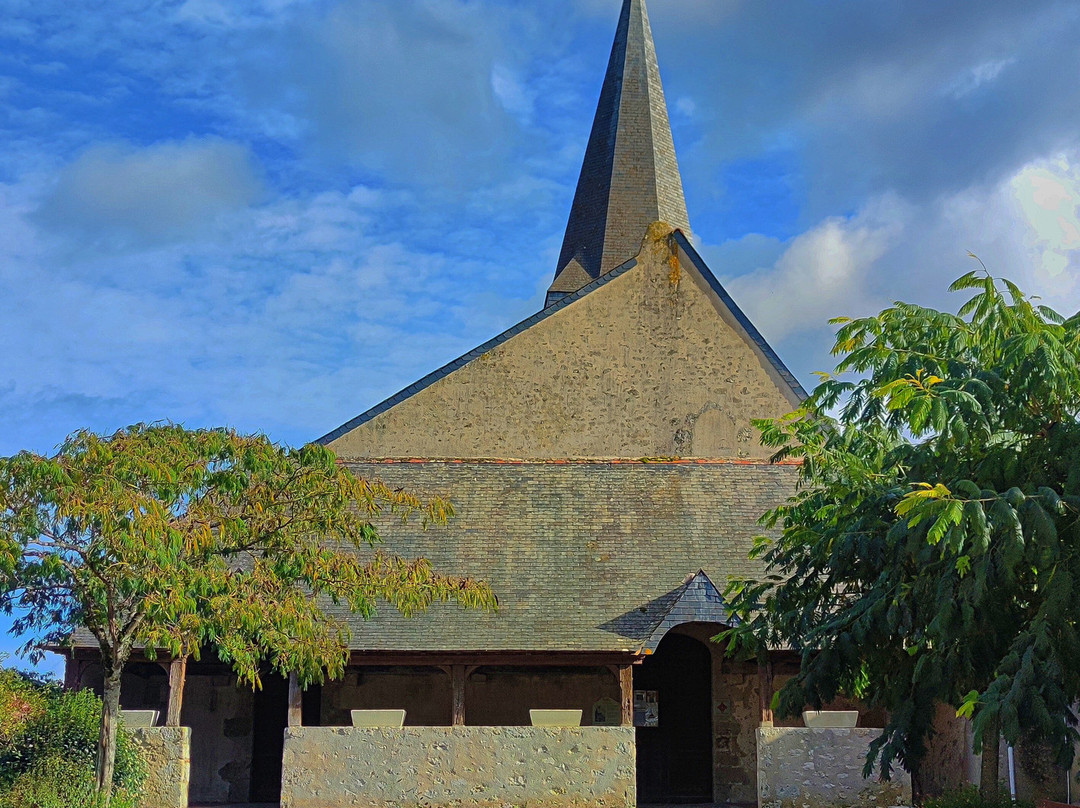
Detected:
left=0, top=664, right=48, bottom=748
left=0, top=663, right=144, bottom=803
left=924, top=785, right=1035, bottom=808
left=0, top=686, right=143, bottom=791
left=0, top=756, right=139, bottom=808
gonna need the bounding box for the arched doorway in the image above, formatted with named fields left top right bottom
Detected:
left=635, top=633, right=713, bottom=803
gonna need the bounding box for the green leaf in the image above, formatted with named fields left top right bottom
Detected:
left=957, top=691, right=980, bottom=719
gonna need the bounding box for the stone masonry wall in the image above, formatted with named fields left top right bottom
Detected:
left=182, top=673, right=254, bottom=804
left=281, top=726, right=636, bottom=808
left=130, top=727, right=190, bottom=808
left=758, top=728, right=911, bottom=808
left=715, top=665, right=762, bottom=804
left=923, top=702, right=1078, bottom=803
left=329, top=227, right=800, bottom=460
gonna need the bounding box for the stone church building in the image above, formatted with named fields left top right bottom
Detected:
left=63, top=1, right=928, bottom=806
left=304, top=0, right=806, bottom=801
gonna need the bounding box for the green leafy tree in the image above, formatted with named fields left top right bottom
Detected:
left=723, top=268, right=1080, bottom=797
left=0, top=424, right=496, bottom=800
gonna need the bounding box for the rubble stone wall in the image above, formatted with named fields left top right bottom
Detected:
left=130, top=727, right=190, bottom=808
left=758, top=727, right=911, bottom=808
left=281, top=726, right=636, bottom=808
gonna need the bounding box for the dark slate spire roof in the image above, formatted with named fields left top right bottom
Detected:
left=547, top=0, right=691, bottom=307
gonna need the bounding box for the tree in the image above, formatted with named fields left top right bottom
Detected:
left=722, top=268, right=1080, bottom=798
left=0, top=424, right=496, bottom=800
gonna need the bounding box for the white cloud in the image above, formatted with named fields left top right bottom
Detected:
left=724, top=195, right=907, bottom=342
left=229, top=1, right=530, bottom=186
left=943, top=57, right=1017, bottom=98
left=491, top=64, right=535, bottom=123
left=35, top=138, right=264, bottom=248
left=0, top=162, right=548, bottom=460
left=1009, top=155, right=1080, bottom=296
left=174, top=0, right=306, bottom=28
left=719, top=149, right=1080, bottom=381
left=675, top=97, right=696, bottom=118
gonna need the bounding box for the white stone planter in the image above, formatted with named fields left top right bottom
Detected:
left=120, top=709, right=160, bottom=728
left=529, top=709, right=583, bottom=727
left=350, top=709, right=406, bottom=728
left=802, top=710, right=858, bottom=728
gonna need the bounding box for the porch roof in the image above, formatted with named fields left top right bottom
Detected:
left=328, top=459, right=796, bottom=653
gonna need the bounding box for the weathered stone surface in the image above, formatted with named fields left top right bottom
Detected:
left=130, top=727, right=190, bottom=808
left=183, top=674, right=254, bottom=804
left=280, top=726, right=636, bottom=808
left=714, top=665, right=762, bottom=804
left=923, top=703, right=1079, bottom=803
left=757, top=728, right=911, bottom=808
left=327, top=227, right=802, bottom=461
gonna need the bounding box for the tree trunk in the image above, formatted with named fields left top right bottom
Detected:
left=910, top=763, right=924, bottom=807
left=166, top=656, right=188, bottom=728
left=96, top=659, right=123, bottom=801
left=979, top=712, right=1001, bottom=800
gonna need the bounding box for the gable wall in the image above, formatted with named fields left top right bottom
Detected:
left=330, top=229, right=799, bottom=460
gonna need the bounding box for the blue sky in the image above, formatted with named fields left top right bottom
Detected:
left=3, top=0, right=1080, bottom=673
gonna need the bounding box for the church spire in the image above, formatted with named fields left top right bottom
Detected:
left=547, top=0, right=691, bottom=307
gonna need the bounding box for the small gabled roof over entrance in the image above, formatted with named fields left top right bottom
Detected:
left=597, top=569, right=736, bottom=653
left=643, top=570, right=735, bottom=652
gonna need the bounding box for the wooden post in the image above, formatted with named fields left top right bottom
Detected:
left=758, top=654, right=774, bottom=727
left=288, top=672, right=303, bottom=728
left=451, top=665, right=466, bottom=726
left=166, top=657, right=188, bottom=727
left=619, top=665, right=634, bottom=727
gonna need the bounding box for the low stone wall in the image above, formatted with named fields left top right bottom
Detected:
left=129, top=727, right=190, bottom=808
left=281, top=726, right=636, bottom=808
left=758, top=728, right=911, bottom=808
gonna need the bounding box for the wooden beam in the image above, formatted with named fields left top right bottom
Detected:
left=451, top=665, right=467, bottom=726
left=166, top=657, right=188, bottom=728
left=288, top=673, right=303, bottom=728
left=758, top=654, right=774, bottom=727
left=348, top=650, right=642, bottom=668
left=619, top=665, right=634, bottom=727
left=59, top=646, right=646, bottom=670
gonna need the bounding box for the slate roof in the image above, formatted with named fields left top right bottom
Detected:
left=328, top=460, right=799, bottom=653
left=549, top=0, right=690, bottom=303
left=641, top=571, right=733, bottom=652
left=318, top=232, right=806, bottom=446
